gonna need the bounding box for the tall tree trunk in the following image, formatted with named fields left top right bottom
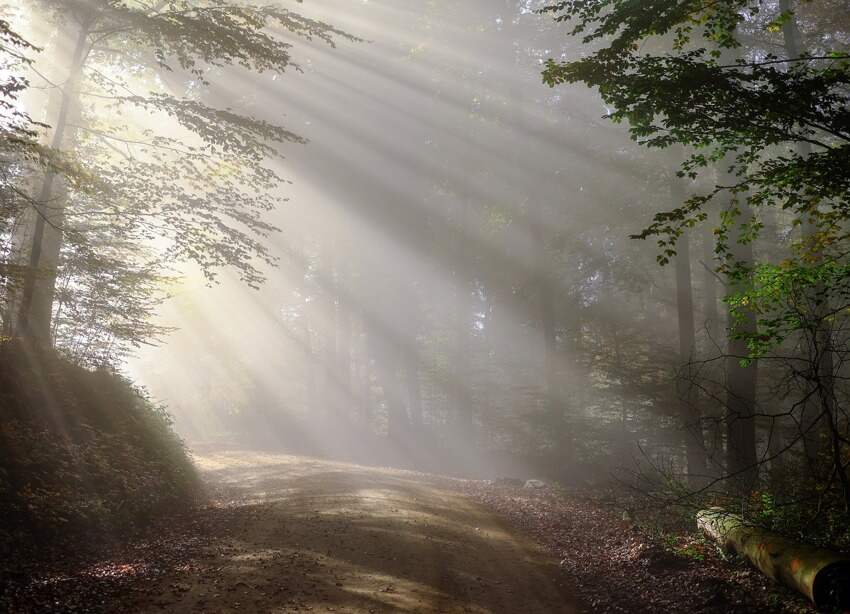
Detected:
left=532, top=219, right=564, bottom=453
left=701, top=221, right=726, bottom=470
left=356, top=309, right=373, bottom=427
left=376, top=336, right=409, bottom=442
left=316, top=237, right=338, bottom=421
left=336, top=256, right=352, bottom=420
left=16, top=22, right=90, bottom=344
left=702, top=225, right=720, bottom=340
left=673, top=180, right=708, bottom=483
left=450, top=192, right=474, bottom=440
left=721, top=165, right=759, bottom=492
left=301, top=246, right=319, bottom=420
left=780, top=0, right=832, bottom=477
left=405, top=349, right=423, bottom=430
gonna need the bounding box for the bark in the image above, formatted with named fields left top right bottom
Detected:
left=320, top=238, right=338, bottom=420
left=400, top=295, right=424, bottom=431
left=450, top=191, right=474, bottom=439
left=779, top=0, right=804, bottom=60
left=376, top=337, right=409, bottom=442
left=701, top=224, right=720, bottom=339
left=780, top=0, right=832, bottom=478
left=725, top=279, right=758, bottom=489
left=673, top=180, right=707, bottom=482
left=767, top=424, right=787, bottom=490
left=697, top=508, right=850, bottom=610
left=532, top=219, right=564, bottom=447
left=336, top=257, right=352, bottom=420
left=700, top=223, right=726, bottom=470
left=702, top=45, right=758, bottom=490
left=540, top=239, right=557, bottom=420
left=404, top=349, right=423, bottom=429
left=518, top=83, right=566, bottom=457
left=16, top=21, right=90, bottom=344
left=356, top=310, right=373, bottom=426
left=302, top=281, right=318, bottom=419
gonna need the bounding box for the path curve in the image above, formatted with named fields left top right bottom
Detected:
left=127, top=451, right=579, bottom=613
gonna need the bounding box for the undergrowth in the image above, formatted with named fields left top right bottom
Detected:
left=0, top=341, right=199, bottom=556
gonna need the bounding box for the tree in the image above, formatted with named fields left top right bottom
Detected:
left=672, top=178, right=708, bottom=483
left=8, top=0, right=351, bottom=360
left=541, top=0, right=849, bottom=500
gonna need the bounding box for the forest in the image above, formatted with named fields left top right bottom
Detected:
left=1, top=0, right=849, bottom=612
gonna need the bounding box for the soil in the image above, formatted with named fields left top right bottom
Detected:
left=3, top=450, right=578, bottom=613
left=4, top=449, right=815, bottom=613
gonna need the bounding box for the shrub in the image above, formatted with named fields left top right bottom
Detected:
left=0, top=341, right=199, bottom=552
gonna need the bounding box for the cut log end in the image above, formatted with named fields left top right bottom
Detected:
left=813, top=561, right=850, bottom=611
left=697, top=507, right=850, bottom=610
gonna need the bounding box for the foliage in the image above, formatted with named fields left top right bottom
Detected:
left=0, top=341, right=199, bottom=551
left=540, top=0, right=850, bottom=537
left=0, top=17, right=40, bottom=140
left=541, top=0, right=850, bottom=355
left=2, top=0, right=355, bottom=364
left=725, top=256, right=850, bottom=362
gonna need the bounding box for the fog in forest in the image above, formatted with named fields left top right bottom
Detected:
left=115, top=1, right=675, bottom=481
left=4, top=1, right=849, bottom=611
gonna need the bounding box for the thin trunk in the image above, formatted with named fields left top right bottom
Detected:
left=780, top=0, right=832, bottom=476
left=318, top=238, right=337, bottom=421
left=673, top=181, right=708, bottom=482
left=336, top=258, right=352, bottom=420
left=405, top=350, right=423, bottom=429
left=301, top=238, right=319, bottom=418
left=532, top=220, right=562, bottom=445
left=561, top=294, right=582, bottom=463
left=357, top=312, right=373, bottom=427
left=451, top=193, right=473, bottom=439
left=702, top=224, right=720, bottom=340
left=721, top=163, right=759, bottom=492
left=17, top=23, right=90, bottom=344
left=767, top=418, right=787, bottom=490
left=701, top=222, right=726, bottom=470
left=726, top=331, right=758, bottom=493
left=611, top=326, right=632, bottom=465
left=377, top=337, right=408, bottom=442
left=542, top=285, right=559, bottom=433
left=303, top=300, right=318, bottom=419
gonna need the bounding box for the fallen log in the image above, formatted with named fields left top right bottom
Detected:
left=697, top=507, right=850, bottom=610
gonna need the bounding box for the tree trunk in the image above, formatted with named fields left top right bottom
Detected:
left=336, top=257, right=352, bottom=420
left=721, top=166, right=759, bottom=492
left=702, top=224, right=720, bottom=340
left=673, top=179, right=708, bottom=483
left=531, top=218, right=564, bottom=451
left=356, top=309, right=373, bottom=427
left=697, top=508, right=850, bottom=610
left=319, top=238, right=338, bottom=421
left=376, top=337, right=409, bottom=442
left=405, top=349, right=423, bottom=429
left=780, top=0, right=832, bottom=478
left=450, top=192, right=474, bottom=440
left=700, top=222, right=726, bottom=470
left=302, top=274, right=318, bottom=420
left=16, top=22, right=90, bottom=344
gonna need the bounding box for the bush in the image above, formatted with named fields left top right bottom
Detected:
left=0, top=341, right=199, bottom=552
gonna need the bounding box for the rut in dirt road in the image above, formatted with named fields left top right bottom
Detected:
left=120, top=451, right=580, bottom=613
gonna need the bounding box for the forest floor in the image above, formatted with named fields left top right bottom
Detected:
left=2, top=449, right=813, bottom=613
left=3, top=450, right=576, bottom=613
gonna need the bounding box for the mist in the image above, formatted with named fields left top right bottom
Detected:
left=124, top=0, right=667, bottom=484
left=3, top=1, right=849, bottom=612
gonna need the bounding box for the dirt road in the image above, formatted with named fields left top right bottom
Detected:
left=124, top=451, right=578, bottom=613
